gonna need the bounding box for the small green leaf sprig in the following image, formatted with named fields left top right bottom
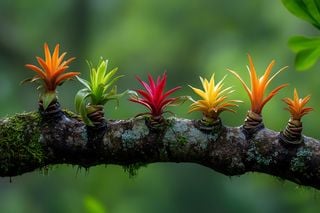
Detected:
left=75, top=58, right=126, bottom=125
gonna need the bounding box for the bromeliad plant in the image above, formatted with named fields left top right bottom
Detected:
left=280, top=88, right=313, bottom=144
left=24, top=43, right=79, bottom=112
left=129, top=72, right=181, bottom=127
left=228, top=54, right=288, bottom=133
left=75, top=59, right=126, bottom=126
left=188, top=74, right=241, bottom=128
left=283, top=88, right=313, bottom=121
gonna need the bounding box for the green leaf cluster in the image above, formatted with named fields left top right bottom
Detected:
left=282, top=0, right=320, bottom=29
left=282, top=0, right=320, bottom=70
left=75, top=58, right=126, bottom=125
left=288, top=36, right=320, bottom=70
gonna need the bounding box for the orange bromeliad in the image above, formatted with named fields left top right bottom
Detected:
left=228, top=55, right=288, bottom=115
left=283, top=88, right=312, bottom=121
left=25, top=43, right=79, bottom=92
left=25, top=43, right=79, bottom=109
left=281, top=89, right=313, bottom=144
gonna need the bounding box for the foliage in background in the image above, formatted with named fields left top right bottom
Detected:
left=84, top=196, right=107, bottom=213
left=75, top=59, right=126, bottom=125
left=282, top=0, right=320, bottom=70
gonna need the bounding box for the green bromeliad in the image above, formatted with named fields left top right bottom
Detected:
left=75, top=58, right=126, bottom=126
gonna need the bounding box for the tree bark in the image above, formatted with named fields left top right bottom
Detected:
left=0, top=111, right=319, bottom=190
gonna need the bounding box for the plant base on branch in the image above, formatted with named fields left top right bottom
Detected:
left=242, top=110, right=264, bottom=137
left=279, top=119, right=303, bottom=145
left=87, top=105, right=106, bottom=128
left=39, top=99, right=64, bottom=120
left=145, top=116, right=167, bottom=131
left=194, top=116, right=222, bottom=134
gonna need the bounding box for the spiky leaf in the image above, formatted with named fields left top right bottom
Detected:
left=188, top=74, right=240, bottom=119
left=283, top=88, right=313, bottom=120
left=25, top=43, right=79, bottom=92
left=229, top=55, right=288, bottom=114
left=129, top=72, right=181, bottom=118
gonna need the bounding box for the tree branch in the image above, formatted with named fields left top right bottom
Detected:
left=0, top=111, right=319, bottom=190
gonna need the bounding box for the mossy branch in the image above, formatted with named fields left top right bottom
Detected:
left=1, top=111, right=320, bottom=190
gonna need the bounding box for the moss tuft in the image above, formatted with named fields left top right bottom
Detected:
left=122, top=162, right=148, bottom=178
left=62, top=109, right=81, bottom=120
left=0, top=112, right=44, bottom=175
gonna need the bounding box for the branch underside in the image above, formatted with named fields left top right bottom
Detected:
left=0, top=111, right=320, bottom=190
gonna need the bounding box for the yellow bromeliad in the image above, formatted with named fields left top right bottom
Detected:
left=189, top=74, right=241, bottom=121
left=228, top=54, right=288, bottom=114
left=283, top=88, right=313, bottom=121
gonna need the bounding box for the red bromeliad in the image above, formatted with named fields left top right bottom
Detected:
left=129, top=72, right=181, bottom=122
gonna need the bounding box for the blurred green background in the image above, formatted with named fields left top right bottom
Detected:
left=1, top=0, right=320, bottom=212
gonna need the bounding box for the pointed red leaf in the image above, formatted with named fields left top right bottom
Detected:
left=130, top=72, right=181, bottom=117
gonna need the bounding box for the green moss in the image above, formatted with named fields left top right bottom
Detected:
left=39, top=165, right=52, bottom=176
left=0, top=112, right=44, bottom=174
left=290, top=147, right=312, bottom=173
left=62, top=109, right=81, bottom=120
left=122, top=162, right=148, bottom=178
